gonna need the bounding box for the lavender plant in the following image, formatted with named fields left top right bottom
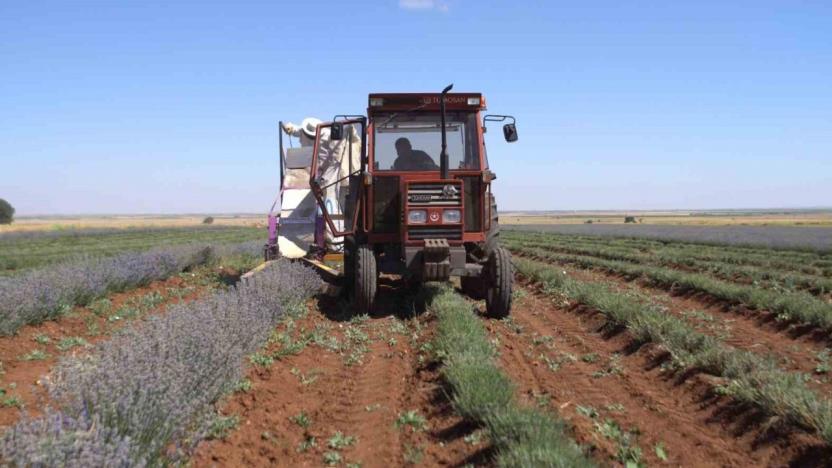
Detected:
left=0, top=241, right=261, bottom=336
left=0, top=260, right=319, bottom=466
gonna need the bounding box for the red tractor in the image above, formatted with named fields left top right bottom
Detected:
left=274, top=85, right=518, bottom=317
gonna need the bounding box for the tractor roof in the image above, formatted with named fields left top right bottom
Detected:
left=368, top=93, right=486, bottom=111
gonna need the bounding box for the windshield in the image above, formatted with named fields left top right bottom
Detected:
left=373, top=112, right=479, bottom=171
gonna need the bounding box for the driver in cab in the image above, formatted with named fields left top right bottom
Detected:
left=391, top=138, right=439, bottom=171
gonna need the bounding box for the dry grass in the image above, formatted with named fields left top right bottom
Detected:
left=1, top=214, right=265, bottom=233
left=501, top=212, right=832, bottom=226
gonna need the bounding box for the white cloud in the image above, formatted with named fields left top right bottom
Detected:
left=399, top=0, right=449, bottom=11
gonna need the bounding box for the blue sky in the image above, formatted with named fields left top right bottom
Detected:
left=2, top=0, right=830, bottom=215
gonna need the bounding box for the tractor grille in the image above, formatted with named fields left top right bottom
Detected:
left=407, top=182, right=462, bottom=207
left=408, top=226, right=462, bottom=241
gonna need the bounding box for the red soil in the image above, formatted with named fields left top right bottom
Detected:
left=192, top=282, right=487, bottom=467
left=487, top=283, right=829, bottom=466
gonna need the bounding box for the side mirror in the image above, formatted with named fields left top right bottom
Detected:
left=331, top=122, right=344, bottom=141
left=503, top=123, right=518, bottom=142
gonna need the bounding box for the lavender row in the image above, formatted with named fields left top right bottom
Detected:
left=1, top=260, right=320, bottom=466
left=0, top=240, right=263, bottom=336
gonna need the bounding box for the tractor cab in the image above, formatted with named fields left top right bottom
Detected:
left=272, top=85, right=517, bottom=317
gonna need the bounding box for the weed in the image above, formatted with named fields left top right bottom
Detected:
left=2, top=394, right=22, bottom=408
left=654, top=442, right=669, bottom=461
left=576, top=405, right=599, bottom=419
left=816, top=350, right=831, bottom=374
left=56, top=336, right=89, bottom=351
left=605, top=403, right=626, bottom=413
left=297, top=435, right=317, bottom=453
left=464, top=430, right=484, bottom=445
left=403, top=444, right=423, bottom=465
left=534, top=392, right=552, bottom=409
left=323, top=451, right=342, bottom=466
left=290, top=411, right=311, bottom=429
left=388, top=320, right=407, bottom=335
left=581, top=353, right=599, bottom=363
left=532, top=334, right=555, bottom=347
left=20, top=350, right=49, bottom=361
left=207, top=415, right=240, bottom=440
left=594, top=419, right=643, bottom=467
left=249, top=352, right=274, bottom=367
left=395, top=410, right=427, bottom=432
left=88, top=298, right=113, bottom=317
left=84, top=315, right=100, bottom=336
left=231, top=378, right=252, bottom=393
left=328, top=431, right=356, bottom=449
left=592, top=354, right=623, bottom=378
left=32, top=334, right=51, bottom=345
left=365, top=403, right=381, bottom=412
left=501, top=316, right=523, bottom=334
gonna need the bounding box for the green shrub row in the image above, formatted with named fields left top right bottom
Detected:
left=505, top=237, right=832, bottom=295
left=514, top=256, right=832, bottom=445
left=428, top=286, right=594, bottom=467
left=505, top=231, right=832, bottom=277
left=507, top=243, right=832, bottom=333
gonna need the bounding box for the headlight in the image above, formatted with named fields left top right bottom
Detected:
left=442, top=209, right=461, bottom=224
left=408, top=210, right=427, bottom=224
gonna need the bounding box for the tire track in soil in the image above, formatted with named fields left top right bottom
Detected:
left=192, top=281, right=485, bottom=468
left=514, top=250, right=832, bottom=391
left=483, top=284, right=829, bottom=467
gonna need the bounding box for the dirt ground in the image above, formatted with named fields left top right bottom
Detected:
left=192, top=280, right=488, bottom=467
left=487, top=283, right=830, bottom=467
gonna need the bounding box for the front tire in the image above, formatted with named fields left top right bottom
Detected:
left=485, top=247, right=513, bottom=318
left=354, top=244, right=377, bottom=315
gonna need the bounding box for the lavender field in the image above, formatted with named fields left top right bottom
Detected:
left=0, top=225, right=263, bottom=274
left=1, top=260, right=319, bottom=466
left=0, top=240, right=263, bottom=336
left=507, top=224, right=832, bottom=252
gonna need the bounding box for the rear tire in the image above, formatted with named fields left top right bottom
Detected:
left=485, top=193, right=499, bottom=256
left=354, top=244, right=377, bottom=315
left=485, top=247, right=513, bottom=318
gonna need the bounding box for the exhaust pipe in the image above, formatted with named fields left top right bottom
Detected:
left=439, top=83, right=453, bottom=180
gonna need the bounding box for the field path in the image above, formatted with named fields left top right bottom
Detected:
left=484, top=284, right=827, bottom=467
left=192, top=281, right=483, bottom=467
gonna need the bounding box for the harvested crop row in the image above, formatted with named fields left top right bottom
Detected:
left=513, top=256, right=832, bottom=446
left=505, top=236, right=832, bottom=296
left=506, top=231, right=832, bottom=278
left=508, top=243, right=832, bottom=334
left=428, top=285, right=593, bottom=467
left=0, top=260, right=320, bottom=466
left=0, top=240, right=262, bottom=336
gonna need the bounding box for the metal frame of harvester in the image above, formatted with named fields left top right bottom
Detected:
left=266, top=84, right=518, bottom=317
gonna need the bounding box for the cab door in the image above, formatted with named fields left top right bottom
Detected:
left=309, top=119, right=365, bottom=237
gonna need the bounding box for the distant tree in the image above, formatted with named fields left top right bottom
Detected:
left=624, top=216, right=637, bottom=224
left=0, top=199, right=14, bottom=224
left=584, top=219, right=593, bottom=224
left=202, top=216, right=214, bottom=225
